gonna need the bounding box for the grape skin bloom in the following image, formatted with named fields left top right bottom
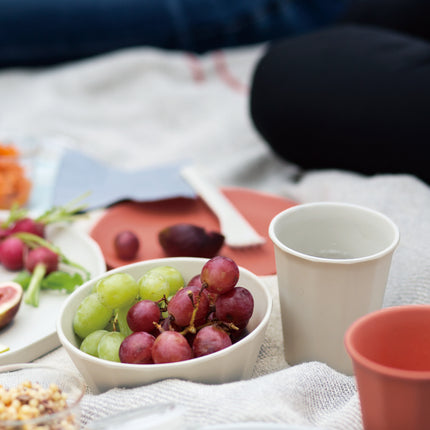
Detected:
left=193, top=325, right=232, bottom=357
left=200, top=256, right=239, bottom=295
left=73, top=293, right=112, bottom=339
left=96, top=273, right=139, bottom=309
left=119, top=332, right=155, bottom=364
left=152, top=331, right=193, bottom=364
left=138, top=272, right=170, bottom=302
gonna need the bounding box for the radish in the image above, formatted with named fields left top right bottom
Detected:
left=7, top=218, right=45, bottom=238
left=25, top=247, right=58, bottom=274
left=24, top=247, right=59, bottom=307
left=0, top=227, right=9, bottom=240
left=0, top=193, right=88, bottom=242
left=0, top=237, right=26, bottom=271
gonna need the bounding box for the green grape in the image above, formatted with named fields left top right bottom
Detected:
left=114, top=303, right=135, bottom=337
left=138, top=271, right=170, bottom=302
left=96, top=273, right=139, bottom=309
left=80, top=329, right=109, bottom=357
left=104, top=318, right=114, bottom=332
left=149, top=266, right=185, bottom=296
left=73, top=293, right=113, bottom=339
left=97, top=331, right=125, bottom=362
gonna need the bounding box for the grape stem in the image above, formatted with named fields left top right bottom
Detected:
left=157, top=297, right=168, bottom=313
left=177, top=290, right=202, bottom=336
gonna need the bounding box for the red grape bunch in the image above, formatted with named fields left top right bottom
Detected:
left=74, top=256, right=255, bottom=365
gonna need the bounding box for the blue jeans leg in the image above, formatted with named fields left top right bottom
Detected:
left=0, top=0, right=348, bottom=67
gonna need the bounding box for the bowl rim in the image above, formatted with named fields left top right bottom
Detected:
left=57, top=256, right=273, bottom=370
left=0, top=362, right=86, bottom=426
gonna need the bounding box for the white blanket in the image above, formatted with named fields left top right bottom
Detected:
left=1, top=45, right=429, bottom=430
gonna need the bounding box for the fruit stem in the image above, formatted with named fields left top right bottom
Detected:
left=24, top=263, right=46, bottom=307
left=180, top=290, right=201, bottom=335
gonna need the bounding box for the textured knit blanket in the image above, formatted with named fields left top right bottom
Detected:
left=1, top=45, right=428, bottom=430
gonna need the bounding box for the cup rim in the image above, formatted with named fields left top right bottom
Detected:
left=344, top=304, right=430, bottom=380
left=268, top=202, right=400, bottom=264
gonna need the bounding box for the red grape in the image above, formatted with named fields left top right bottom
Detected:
left=215, top=286, right=254, bottom=329
left=167, top=285, right=210, bottom=327
left=192, top=325, right=232, bottom=357
left=114, top=231, right=140, bottom=260
left=119, top=331, right=155, bottom=364
left=127, top=300, right=161, bottom=333
left=187, top=274, right=202, bottom=288
left=230, top=327, right=249, bottom=343
left=156, top=315, right=181, bottom=335
left=200, top=256, right=239, bottom=295
left=188, top=275, right=219, bottom=307
left=152, top=331, right=193, bottom=363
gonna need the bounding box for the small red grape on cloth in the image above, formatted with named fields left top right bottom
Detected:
left=114, top=231, right=140, bottom=260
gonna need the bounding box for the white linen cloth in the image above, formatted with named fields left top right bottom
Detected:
left=0, top=45, right=428, bottom=430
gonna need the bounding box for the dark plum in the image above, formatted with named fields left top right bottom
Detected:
left=158, top=223, right=224, bottom=258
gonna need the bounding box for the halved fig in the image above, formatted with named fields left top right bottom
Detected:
left=0, top=282, right=23, bottom=329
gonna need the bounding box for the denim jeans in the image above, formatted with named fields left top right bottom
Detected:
left=0, top=0, right=348, bottom=67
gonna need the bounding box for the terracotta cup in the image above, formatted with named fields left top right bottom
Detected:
left=345, top=305, right=430, bottom=430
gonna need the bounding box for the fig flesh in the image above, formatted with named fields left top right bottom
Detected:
left=158, top=223, right=224, bottom=258
left=0, top=282, right=23, bottom=329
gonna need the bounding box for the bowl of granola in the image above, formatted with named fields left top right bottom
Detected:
left=0, top=363, right=85, bottom=429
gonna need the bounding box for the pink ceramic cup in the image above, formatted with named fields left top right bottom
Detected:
left=345, top=305, right=430, bottom=430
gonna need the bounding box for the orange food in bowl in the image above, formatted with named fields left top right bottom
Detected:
left=0, top=143, right=32, bottom=209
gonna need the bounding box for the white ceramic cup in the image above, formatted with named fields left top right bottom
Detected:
left=269, top=202, right=400, bottom=374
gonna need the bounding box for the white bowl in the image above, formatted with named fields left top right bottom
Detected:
left=57, top=257, right=272, bottom=393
